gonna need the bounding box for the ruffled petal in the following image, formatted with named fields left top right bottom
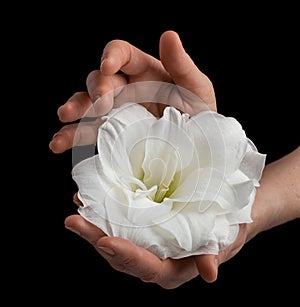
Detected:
left=187, top=111, right=248, bottom=175
left=169, top=167, right=254, bottom=211
left=142, top=107, right=195, bottom=189
left=124, top=188, right=173, bottom=226
left=98, top=103, right=156, bottom=182
left=154, top=203, right=215, bottom=252
left=73, top=155, right=131, bottom=235
left=72, top=154, right=111, bottom=205
left=240, top=139, right=266, bottom=184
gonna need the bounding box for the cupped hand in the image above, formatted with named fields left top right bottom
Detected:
left=50, top=30, right=245, bottom=288
left=66, top=193, right=248, bottom=288
left=49, top=30, right=216, bottom=154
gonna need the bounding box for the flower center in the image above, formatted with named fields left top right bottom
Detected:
left=124, top=157, right=180, bottom=203
left=125, top=136, right=182, bottom=203
left=128, top=169, right=181, bottom=204
left=153, top=176, right=179, bottom=203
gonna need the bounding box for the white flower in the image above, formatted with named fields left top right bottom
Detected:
left=72, top=101, right=266, bottom=259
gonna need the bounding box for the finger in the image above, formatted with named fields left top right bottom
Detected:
left=194, top=254, right=218, bottom=283
left=57, top=92, right=93, bottom=123
left=100, top=39, right=171, bottom=82
left=159, top=30, right=217, bottom=112
left=89, top=40, right=171, bottom=115
left=95, top=236, right=163, bottom=280
left=86, top=70, right=127, bottom=99
left=49, top=119, right=101, bottom=153
left=86, top=70, right=129, bottom=115
left=73, top=192, right=82, bottom=207
left=64, top=214, right=106, bottom=244
left=94, top=236, right=199, bottom=289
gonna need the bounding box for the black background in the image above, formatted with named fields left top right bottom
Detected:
left=18, top=3, right=300, bottom=305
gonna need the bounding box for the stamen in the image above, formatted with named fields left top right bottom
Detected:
left=161, top=183, right=169, bottom=190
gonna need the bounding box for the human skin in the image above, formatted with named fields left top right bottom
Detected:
left=245, top=147, right=300, bottom=242
left=49, top=30, right=300, bottom=289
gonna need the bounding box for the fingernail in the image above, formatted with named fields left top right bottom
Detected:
left=65, top=226, right=80, bottom=236
left=97, top=246, right=115, bottom=256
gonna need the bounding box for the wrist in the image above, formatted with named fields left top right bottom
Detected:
left=246, top=146, right=300, bottom=242
left=245, top=170, right=282, bottom=242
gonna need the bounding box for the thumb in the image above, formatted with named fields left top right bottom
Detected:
left=194, top=254, right=218, bottom=283
left=159, top=30, right=216, bottom=112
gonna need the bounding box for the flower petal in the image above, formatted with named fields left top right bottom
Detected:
left=72, top=155, right=132, bottom=233
left=169, top=167, right=255, bottom=213
left=154, top=203, right=215, bottom=252
left=187, top=111, right=248, bottom=175
left=98, top=103, right=156, bottom=182
left=240, top=139, right=266, bottom=184
left=142, top=106, right=195, bottom=189
left=124, top=189, right=173, bottom=226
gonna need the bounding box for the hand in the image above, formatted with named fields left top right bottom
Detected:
left=66, top=195, right=248, bottom=288
left=50, top=30, right=245, bottom=288
left=49, top=30, right=216, bottom=154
